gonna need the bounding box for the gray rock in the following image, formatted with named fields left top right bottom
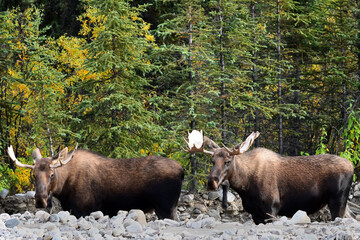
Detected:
left=354, top=191, right=360, bottom=198
left=190, top=220, right=202, bottom=229
left=194, top=203, right=207, bottom=213
left=0, top=189, right=9, bottom=199
left=200, top=217, right=216, bottom=228
left=163, top=218, right=180, bottom=227
left=208, top=191, right=221, bottom=200
left=49, top=214, right=60, bottom=223
left=182, top=194, right=194, bottom=203
left=5, top=218, right=20, bottom=228
left=206, top=209, right=221, bottom=220
left=179, top=212, right=191, bottom=221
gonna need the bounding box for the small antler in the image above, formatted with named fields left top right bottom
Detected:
left=7, top=145, right=35, bottom=169
left=224, top=131, right=260, bottom=156
left=182, top=130, right=214, bottom=155
left=50, top=143, right=78, bottom=168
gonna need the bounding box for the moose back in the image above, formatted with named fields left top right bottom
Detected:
left=8, top=145, right=184, bottom=219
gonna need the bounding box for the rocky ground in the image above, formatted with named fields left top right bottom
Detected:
left=1, top=182, right=360, bottom=239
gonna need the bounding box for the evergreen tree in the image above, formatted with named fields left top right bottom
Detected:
left=74, top=0, right=164, bottom=158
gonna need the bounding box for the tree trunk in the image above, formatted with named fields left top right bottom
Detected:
left=188, top=6, right=197, bottom=193
left=251, top=1, right=260, bottom=147
left=218, top=0, right=226, bottom=143
left=277, top=0, right=283, bottom=154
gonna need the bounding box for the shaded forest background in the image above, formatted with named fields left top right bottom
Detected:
left=1, top=0, right=360, bottom=192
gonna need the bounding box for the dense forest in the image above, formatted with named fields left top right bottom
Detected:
left=0, top=0, right=360, bottom=192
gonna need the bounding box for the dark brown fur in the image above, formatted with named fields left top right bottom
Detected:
left=32, top=149, right=184, bottom=218
left=208, top=147, right=354, bottom=224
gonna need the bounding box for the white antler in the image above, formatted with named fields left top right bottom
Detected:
left=7, top=145, right=34, bottom=169
left=50, top=143, right=78, bottom=168
left=182, top=130, right=214, bottom=155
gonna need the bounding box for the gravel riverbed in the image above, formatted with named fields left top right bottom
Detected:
left=1, top=209, right=360, bottom=240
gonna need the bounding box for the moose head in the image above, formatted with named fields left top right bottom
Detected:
left=183, top=130, right=260, bottom=190
left=7, top=144, right=78, bottom=208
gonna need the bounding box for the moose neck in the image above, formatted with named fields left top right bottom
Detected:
left=227, top=153, right=253, bottom=193
left=51, top=167, right=67, bottom=197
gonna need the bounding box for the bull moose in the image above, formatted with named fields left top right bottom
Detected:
left=8, top=144, right=184, bottom=219
left=183, top=130, right=354, bottom=224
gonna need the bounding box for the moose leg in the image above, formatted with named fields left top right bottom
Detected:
left=328, top=176, right=352, bottom=219
left=221, top=180, right=229, bottom=209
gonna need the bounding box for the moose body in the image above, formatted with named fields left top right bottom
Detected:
left=8, top=146, right=184, bottom=219
left=184, top=131, right=354, bottom=224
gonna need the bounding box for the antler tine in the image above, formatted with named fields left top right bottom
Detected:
left=61, top=143, right=78, bottom=165
left=50, top=143, right=78, bottom=168
left=222, top=143, right=240, bottom=156
left=7, top=145, right=34, bottom=169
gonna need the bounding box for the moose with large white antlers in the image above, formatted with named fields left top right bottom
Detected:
left=183, top=130, right=354, bottom=224
left=8, top=144, right=184, bottom=219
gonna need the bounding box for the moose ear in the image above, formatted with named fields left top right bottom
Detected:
left=204, top=136, right=220, bottom=152
left=238, top=131, right=260, bottom=153
left=32, top=148, right=42, bottom=163
left=58, top=147, right=68, bottom=162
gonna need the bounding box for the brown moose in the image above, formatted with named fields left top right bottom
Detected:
left=183, top=130, right=354, bottom=224
left=8, top=145, right=184, bottom=219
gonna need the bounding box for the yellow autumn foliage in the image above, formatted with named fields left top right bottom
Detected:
left=13, top=168, right=34, bottom=193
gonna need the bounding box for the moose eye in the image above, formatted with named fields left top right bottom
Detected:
left=224, top=161, right=231, bottom=166
left=50, top=173, right=55, bottom=179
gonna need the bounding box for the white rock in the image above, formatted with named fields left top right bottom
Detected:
left=111, top=215, right=125, bottom=228
left=0, top=213, right=10, bottom=221
left=57, top=211, right=71, bottom=223
left=200, top=217, right=216, bottom=228
left=0, top=220, right=6, bottom=230
left=22, top=211, right=32, bottom=220
left=112, top=228, right=125, bottom=237
left=127, top=209, right=147, bottom=226
left=182, top=194, right=194, bottom=203
left=35, top=210, right=50, bottom=222
left=289, top=210, right=311, bottom=224
left=353, top=191, right=360, bottom=198
left=77, top=218, right=92, bottom=230
left=190, top=220, right=202, bottom=229
left=90, top=211, right=104, bottom=220
left=163, top=218, right=180, bottom=227
left=125, top=220, right=143, bottom=233
left=25, top=191, right=35, bottom=198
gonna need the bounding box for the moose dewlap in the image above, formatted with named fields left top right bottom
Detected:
left=8, top=145, right=184, bottom=219
left=184, top=130, right=354, bottom=224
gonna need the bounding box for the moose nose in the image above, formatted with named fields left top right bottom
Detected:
left=35, top=192, right=48, bottom=208
left=207, top=176, right=219, bottom=191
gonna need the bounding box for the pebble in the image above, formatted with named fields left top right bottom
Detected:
left=5, top=218, right=19, bottom=228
